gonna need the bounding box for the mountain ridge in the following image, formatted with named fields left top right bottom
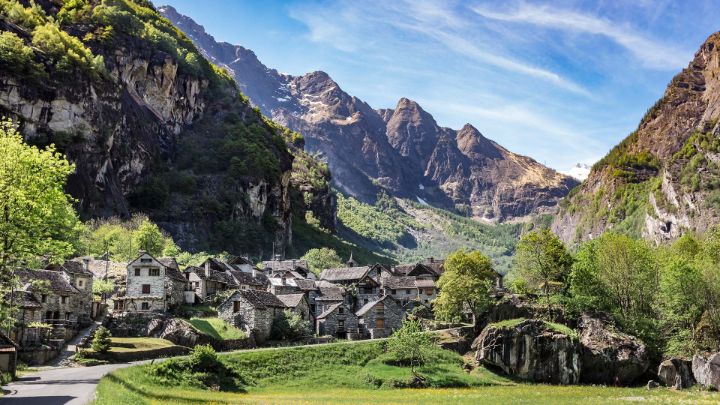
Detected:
left=159, top=5, right=578, bottom=223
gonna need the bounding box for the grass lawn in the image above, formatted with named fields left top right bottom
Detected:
left=106, top=337, right=177, bottom=353
left=186, top=317, right=246, bottom=340
left=93, top=339, right=720, bottom=404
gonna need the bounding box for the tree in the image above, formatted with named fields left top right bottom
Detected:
left=302, top=248, right=343, bottom=276
left=0, top=119, right=78, bottom=330
left=385, top=318, right=434, bottom=376
left=511, top=228, right=572, bottom=314
left=92, top=279, right=115, bottom=303
left=270, top=310, right=310, bottom=341
left=132, top=218, right=165, bottom=257
left=91, top=326, right=112, bottom=354
left=434, top=249, right=496, bottom=327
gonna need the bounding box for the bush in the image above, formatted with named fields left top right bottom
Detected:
left=270, top=310, right=310, bottom=341
left=92, top=326, right=112, bottom=354
left=150, top=345, right=244, bottom=391
left=385, top=319, right=435, bottom=375
left=0, top=371, right=12, bottom=385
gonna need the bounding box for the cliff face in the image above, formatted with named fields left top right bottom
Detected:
left=553, top=32, right=720, bottom=243
left=161, top=6, right=578, bottom=222
left=0, top=1, right=293, bottom=255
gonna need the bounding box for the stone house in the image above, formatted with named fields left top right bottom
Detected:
left=392, top=262, right=440, bottom=280
left=275, top=293, right=311, bottom=321
left=115, top=253, right=187, bottom=313
left=414, top=279, right=437, bottom=304
left=381, top=276, right=419, bottom=306
left=356, top=295, right=403, bottom=339
left=313, top=285, right=347, bottom=317
left=217, top=290, right=287, bottom=343
left=0, top=331, right=18, bottom=377
left=261, top=259, right=312, bottom=278
left=14, top=268, right=85, bottom=341
left=45, top=260, right=95, bottom=325
left=185, top=258, right=268, bottom=302
left=319, top=266, right=382, bottom=307
left=316, top=302, right=359, bottom=338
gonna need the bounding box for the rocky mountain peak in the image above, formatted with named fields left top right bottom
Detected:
left=456, top=123, right=503, bottom=160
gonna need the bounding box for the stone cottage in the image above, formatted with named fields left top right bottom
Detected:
left=261, top=258, right=311, bottom=278
left=218, top=290, right=287, bottom=343
left=381, top=276, right=419, bottom=306
left=319, top=266, right=382, bottom=306
left=185, top=258, right=268, bottom=302
left=115, top=252, right=187, bottom=313
left=356, top=295, right=403, bottom=339
left=276, top=293, right=311, bottom=321
left=45, top=259, right=95, bottom=324
left=316, top=302, right=359, bottom=338
left=313, top=284, right=347, bottom=317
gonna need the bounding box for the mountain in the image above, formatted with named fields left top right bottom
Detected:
left=160, top=5, right=578, bottom=223
left=0, top=0, right=322, bottom=257
left=553, top=32, right=720, bottom=244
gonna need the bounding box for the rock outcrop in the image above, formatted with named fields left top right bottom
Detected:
left=161, top=6, right=578, bottom=222
left=658, top=358, right=695, bottom=389
left=553, top=31, right=720, bottom=244
left=577, top=314, right=649, bottom=385
left=472, top=319, right=581, bottom=384
left=692, top=353, right=720, bottom=390
left=146, top=317, right=214, bottom=348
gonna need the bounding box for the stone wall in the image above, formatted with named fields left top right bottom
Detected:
left=358, top=297, right=403, bottom=338
left=317, top=305, right=358, bottom=337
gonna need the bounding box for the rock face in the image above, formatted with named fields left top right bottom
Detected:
left=161, top=6, right=578, bottom=222
left=692, top=353, right=720, bottom=389
left=658, top=358, right=695, bottom=389
left=553, top=32, right=720, bottom=243
left=577, top=314, right=649, bottom=385
left=472, top=319, right=581, bottom=384
left=0, top=3, right=295, bottom=255
left=146, top=317, right=214, bottom=348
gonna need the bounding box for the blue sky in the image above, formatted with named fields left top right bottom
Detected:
left=158, top=0, right=720, bottom=173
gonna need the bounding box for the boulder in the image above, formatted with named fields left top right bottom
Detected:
left=658, top=358, right=695, bottom=389
left=472, top=319, right=581, bottom=384
left=692, top=353, right=720, bottom=390
left=646, top=380, right=660, bottom=389
left=577, top=313, right=649, bottom=385
left=147, top=317, right=215, bottom=348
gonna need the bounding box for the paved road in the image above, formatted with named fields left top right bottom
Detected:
left=0, top=363, right=133, bottom=405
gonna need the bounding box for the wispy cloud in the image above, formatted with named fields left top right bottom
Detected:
left=471, top=3, right=691, bottom=70
left=289, top=1, right=588, bottom=95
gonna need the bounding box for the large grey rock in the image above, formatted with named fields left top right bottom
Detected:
left=578, top=314, right=649, bottom=385
left=658, top=358, right=695, bottom=389
left=472, top=319, right=581, bottom=384
left=692, top=353, right=720, bottom=389
left=146, top=317, right=214, bottom=347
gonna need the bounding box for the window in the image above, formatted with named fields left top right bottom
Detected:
left=233, top=301, right=241, bottom=313
left=65, top=312, right=72, bottom=320
left=149, top=268, right=160, bottom=276
left=405, top=289, right=411, bottom=295
left=376, top=302, right=384, bottom=316
left=78, top=280, right=84, bottom=288
left=140, top=258, right=152, bottom=263
left=41, top=294, right=47, bottom=303
left=61, top=296, right=68, bottom=304
left=141, top=302, right=150, bottom=310
left=363, top=287, right=373, bottom=294
left=391, top=289, right=396, bottom=295
left=134, top=268, right=141, bottom=276
left=142, top=284, right=151, bottom=294
left=338, top=307, right=344, bottom=314
left=338, top=320, right=345, bottom=331
left=425, top=289, right=434, bottom=296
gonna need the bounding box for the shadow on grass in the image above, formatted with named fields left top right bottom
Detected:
left=103, top=373, right=247, bottom=404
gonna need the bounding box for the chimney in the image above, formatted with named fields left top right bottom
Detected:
left=82, top=258, right=90, bottom=271
left=252, top=268, right=258, bottom=277
left=205, top=260, right=211, bottom=278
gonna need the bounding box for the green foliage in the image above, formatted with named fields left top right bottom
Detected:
left=92, top=326, right=113, bottom=354
left=150, top=344, right=244, bottom=391
left=270, top=309, right=310, bottom=341
left=0, top=119, right=79, bottom=330
left=301, top=248, right=343, bottom=276
left=510, top=228, right=573, bottom=307
left=337, top=193, right=417, bottom=246
left=385, top=319, right=435, bottom=374
left=0, top=31, right=46, bottom=81
left=434, top=250, right=496, bottom=324
left=1, top=0, right=47, bottom=30
left=32, top=22, right=105, bottom=80
left=92, top=279, right=115, bottom=297
left=187, top=318, right=246, bottom=340
left=79, top=215, right=179, bottom=261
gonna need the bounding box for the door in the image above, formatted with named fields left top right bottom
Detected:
left=375, top=318, right=384, bottom=329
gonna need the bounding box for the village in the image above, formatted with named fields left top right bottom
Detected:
left=1, top=251, right=468, bottom=371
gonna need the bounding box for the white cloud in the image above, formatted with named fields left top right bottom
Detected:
left=472, top=3, right=691, bottom=70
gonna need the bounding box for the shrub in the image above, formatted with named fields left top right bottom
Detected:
left=92, top=326, right=112, bottom=354
left=270, top=310, right=310, bottom=341
left=0, top=371, right=12, bottom=385
left=150, top=345, right=244, bottom=391
left=384, top=319, right=435, bottom=375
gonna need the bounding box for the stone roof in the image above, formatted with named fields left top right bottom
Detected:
left=261, top=259, right=309, bottom=272
left=46, top=259, right=93, bottom=276
left=315, top=287, right=345, bottom=301
left=229, top=270, right=268, bottom=287
left=356, top=295, right=394, bottom=317
left=276, top=293, right=305, bottom=308
left=0, top=330, right=18, bottom=349
left=87, top=259, right=127, bottom=279
left=16, top=269, right=80, bottom=295
left=383, top=276, right=417, bottom=289
left=319, top=266, right=369, bottom=282
left=415, top=279, right=436, bottom=288
left=234, top=290, right=286, bottom=309
left=184, top=266, right=207, bottom=279
left=317, top=302, right=343, bottom=319
left=295, top=279, right=317, bottom=291
left=158, top=258, right=186, bottom=281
